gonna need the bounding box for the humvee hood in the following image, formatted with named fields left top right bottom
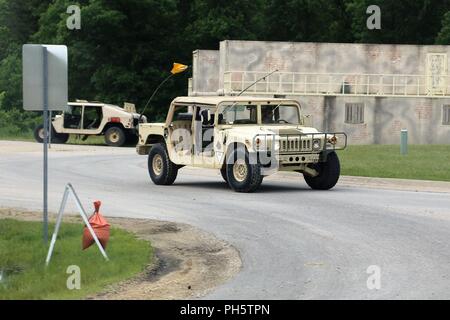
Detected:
left=225, top=125, right=319, bottom=136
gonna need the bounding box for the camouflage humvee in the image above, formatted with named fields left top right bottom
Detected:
left=137, top=96, right=347, bottom=192
left=34, top=101, right=146, bottom=147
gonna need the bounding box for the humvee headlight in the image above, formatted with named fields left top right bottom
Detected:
left=254, top=137, right=261, bottom=150
left=312, top=139, right=321, bottom=151
left=328, top=135, right=338, bottom=145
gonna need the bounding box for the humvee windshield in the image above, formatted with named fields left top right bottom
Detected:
left=261, top=104, right=300, bottom=125
left=218, top=104, right=257, bottom=125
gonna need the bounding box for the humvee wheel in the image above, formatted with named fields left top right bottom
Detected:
left=303, top=151, right=340, bottom=190
left=125, top=133, right=139, bottom=145
left=105, top=127, right=126, bottom=147
left=53, top=133, right=69, bottom=144
left=220, top=168, right=228, bottom=183
left=148, top=143, right=178, bottom=185
left=226, top=147, right=263, bottom=193
left=34, top=125, right=68, bottom=144
left=34, top=124, right=45, bottom=143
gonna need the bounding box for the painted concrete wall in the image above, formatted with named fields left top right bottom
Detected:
left=190, top=40, right=450, bottom=144
left=192, top=50, right=220, bottom=95
left=219, top=40, right=450, bottom=75
left=274, top=95, right=450, bottom=145
left=324, top=96, right=450, bottom=144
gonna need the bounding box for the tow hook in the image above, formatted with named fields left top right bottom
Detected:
left=303, top=166, right=319, bottom=177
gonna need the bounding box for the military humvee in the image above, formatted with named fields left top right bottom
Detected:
left=34, top=101, right=146, bottom=147
left=137, top=96, right=347, bottom=192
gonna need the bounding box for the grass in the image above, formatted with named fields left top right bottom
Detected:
left=0, top=218, right=152, bottom=300
left=66, top=135, right=107, bottom=146
left=338, top=145, right=450, bottom=182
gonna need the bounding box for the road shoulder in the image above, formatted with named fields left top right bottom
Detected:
left=0, top=208, right=242, bottom=300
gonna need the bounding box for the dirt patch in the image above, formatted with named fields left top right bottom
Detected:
left=0, top=208, right=242, bottom=300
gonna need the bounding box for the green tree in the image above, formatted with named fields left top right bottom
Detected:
left=436, top=11, right=450, bottom=44
left=346, top=0, right=450, bottom=44
left=180, top=0, right=265, bottom=49
left=262, top=0, right=354, bottom=42
left=32, top=0, right=186, bottom=120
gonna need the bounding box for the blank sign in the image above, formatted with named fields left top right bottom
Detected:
left=22, top=44, right=69, bottom=111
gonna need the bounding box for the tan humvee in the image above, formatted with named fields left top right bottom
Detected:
left=137, top=96, right=347, bottom=192
left=34, top=101, right=146, bottom=146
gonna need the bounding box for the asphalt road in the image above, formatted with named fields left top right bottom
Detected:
left=1, top=141, right=450, bottom=299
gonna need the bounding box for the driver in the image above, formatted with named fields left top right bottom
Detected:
left=261, top=106, right=274, bottom=124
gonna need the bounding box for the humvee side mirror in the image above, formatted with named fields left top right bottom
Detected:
left=301, top=114, right=314, bottom=127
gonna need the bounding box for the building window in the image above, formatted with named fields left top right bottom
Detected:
left=443, top=105, right=450, bottom=125
left=345, top=103, right=364, bottom=124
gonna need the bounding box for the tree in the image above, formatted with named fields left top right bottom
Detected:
left=32, top=0, right=185, bottom=119
left=262, top=0, right=354, bottom=43
left=346, top=0, right=450, bottom=44
left=180, top=0, right=265, bottom=49
left=436, top=11, right=450, bottom=44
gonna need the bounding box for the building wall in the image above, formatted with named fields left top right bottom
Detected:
left=272, top=95, right=450, bottom=145
left=192, top=50, right=220, bottom=95
left=219, top=40, right=450, bottom=75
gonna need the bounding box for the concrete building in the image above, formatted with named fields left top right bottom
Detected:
left=189, top=40, right=450, bottom=144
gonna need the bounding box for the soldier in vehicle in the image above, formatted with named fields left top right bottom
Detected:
left=261, top=105, right=275, bottom=124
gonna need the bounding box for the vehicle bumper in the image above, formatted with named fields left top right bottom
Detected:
left=278, top=153, right=320, bottom=165
left=136, top=145, right=151, bottom=155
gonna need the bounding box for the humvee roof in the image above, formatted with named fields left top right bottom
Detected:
left=172, top=96, right=300, bottom=106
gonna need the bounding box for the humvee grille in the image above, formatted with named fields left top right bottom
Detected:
left=280, top=136, right=312, bottom=153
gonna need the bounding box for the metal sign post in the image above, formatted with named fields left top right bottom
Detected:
left=22, top=44, right=69, bottom=244
left=45, top=183, right=109, bottom=266
left=400, top=129, right=408, bottom=155
left=43, top=47, right=49, bottom=243
left=48, top=111, right=52, bottom=149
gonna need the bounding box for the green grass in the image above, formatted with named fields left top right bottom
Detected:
left=0, top=219, right=152, bottom=300
left=66, top=135, right=107, bottom=146
left=338, top=145, right=450, bottom=182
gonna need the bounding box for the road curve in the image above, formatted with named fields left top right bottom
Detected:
left=1, top=141, right=450, bottom=299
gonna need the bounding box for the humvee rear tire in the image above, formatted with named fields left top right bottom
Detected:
left=105, top=127, right=126, bottom=147
left=148, top=143, right=178, bottom=185
left=303, top=151, right=340, bottom=190
left=220, top=168, right=228, bottom=183
left=226, top=147, right=263, bottom=193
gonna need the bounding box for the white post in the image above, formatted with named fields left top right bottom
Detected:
left=45, top=185, right=70, bottom=265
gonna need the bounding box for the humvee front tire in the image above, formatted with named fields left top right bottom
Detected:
left=303, top=151, right=340, bottom=190
left=148, top=143, right=178, bottom=185
left=125, top=133, right=139, bottom=145
left=226, top=147, right=263, bottom=193
left=105, top=127, right=126, bottom=147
